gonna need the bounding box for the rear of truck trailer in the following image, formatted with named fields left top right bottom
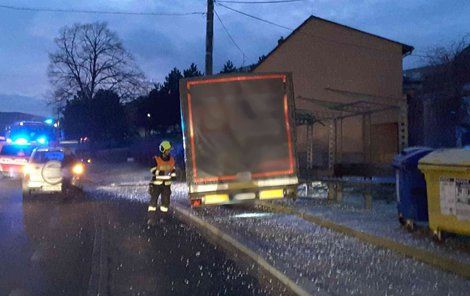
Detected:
left=179, top=73, right=298, bottom=206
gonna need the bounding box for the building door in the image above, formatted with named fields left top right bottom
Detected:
left=371, top=122, right=398, bottom=164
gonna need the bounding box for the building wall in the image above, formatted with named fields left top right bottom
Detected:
left=254, top=17, right=406, bottom=172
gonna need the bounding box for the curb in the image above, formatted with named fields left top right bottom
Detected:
left=257, top=201, right=470, bottom=279
left=174, top=205, right=312, bottom=296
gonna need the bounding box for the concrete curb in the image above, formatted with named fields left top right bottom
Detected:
left=257, top=201, right=470, bottom=279
left=173, top=205, right=312, bottom=296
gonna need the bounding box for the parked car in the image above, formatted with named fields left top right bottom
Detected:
left=0, top=143, right=35, bottom=178
left=22, top=147, right=85, bottom=198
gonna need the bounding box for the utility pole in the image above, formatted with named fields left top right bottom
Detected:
left=205, top=0, right=214, bottom=75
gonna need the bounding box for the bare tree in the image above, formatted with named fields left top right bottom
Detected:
left=48, top=22, right=147, bottom=105
left=423, top=35, right=470, bottom=98
left=417, top=36, right=470, bottom=147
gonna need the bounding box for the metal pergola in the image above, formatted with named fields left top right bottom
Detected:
left=295, top=93, right=408, bottom=174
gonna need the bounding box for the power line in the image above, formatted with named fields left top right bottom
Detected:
left=217, top=0, right=304, bottom=4
left=217, top=3, right=411, bottom=57
left=214, top=9, right=247, bottom=65
left=0, top=4, right=205, bottom=16
left=217, top=3, right=292, bottom=30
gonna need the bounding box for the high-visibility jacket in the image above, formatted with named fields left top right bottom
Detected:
left=150, top=155, right=176, bottom=185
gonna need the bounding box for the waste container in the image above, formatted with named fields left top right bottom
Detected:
left=392, top=147, right=434, bottom=230
left=418, top=148, right=470, bottom=241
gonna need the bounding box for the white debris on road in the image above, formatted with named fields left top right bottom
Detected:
left=90, top=163, right=470, bottom=295
left=175, top=201, right=469, bottom=295
left=273, top=190, right=470, bottom=266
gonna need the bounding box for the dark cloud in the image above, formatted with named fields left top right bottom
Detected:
left=0, top=0, right=468, bottom=104
left=125, top=28, right=179, bottom=59
left=0, top=93, right=52, bottom=116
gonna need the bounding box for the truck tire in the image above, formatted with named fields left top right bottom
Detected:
left=22, top=189, right=31, bottom=200
left=61, top=181, right=71, bottom=200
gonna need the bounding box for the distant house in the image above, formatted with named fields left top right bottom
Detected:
left=404, top=46, right=470, bottom=148
left=403, top=66, right=435, bottom=147
left=254, top=15, right=413, bottom=177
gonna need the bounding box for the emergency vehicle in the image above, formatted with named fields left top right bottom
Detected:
left=0, top=120, right=57, bottom=177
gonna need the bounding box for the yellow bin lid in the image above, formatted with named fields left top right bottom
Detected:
left=418, top=148, right=470, bottom=169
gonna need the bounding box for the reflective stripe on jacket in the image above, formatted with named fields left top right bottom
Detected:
left=151, top=155, right=176, bottom=186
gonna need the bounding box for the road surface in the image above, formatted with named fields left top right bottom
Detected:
left=93, top=161, right=470, bottom=296
left=0, top=177, right=286, bottom=296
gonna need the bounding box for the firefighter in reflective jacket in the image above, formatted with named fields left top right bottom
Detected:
left=148, top=140, right=176, bottom=214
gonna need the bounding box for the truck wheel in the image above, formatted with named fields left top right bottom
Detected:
left=61, top=182, right=71, bottom=200
left=22, top=190, right=31, bottom=200
left=285, top=187, right=297, bottom=200
left=73, top=186, right=84, bottom=199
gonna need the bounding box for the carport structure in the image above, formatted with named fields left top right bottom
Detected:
left=296, top=90, right=408, bottom=177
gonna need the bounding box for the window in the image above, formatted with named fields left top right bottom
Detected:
left=31, top=151, right=64, bottom=164
left=0, top=145, right=34, bottom=157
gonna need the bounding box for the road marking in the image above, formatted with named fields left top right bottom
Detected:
left=257, top=201, right=470, bottom=279
left=30, top=249, right=42, bottom=263
left=174, top=205, right=312, bottom=296
left=30, top=242, right=47, bottom=263
left=87, top=202, right=109, bottom=296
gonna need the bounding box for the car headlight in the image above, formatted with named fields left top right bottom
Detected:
left=23, top=164, right=32, bottom=176
left=72, top=163, right=85, bottom=175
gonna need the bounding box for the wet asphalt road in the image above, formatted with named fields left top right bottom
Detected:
left=0, top=177, right=286, bottom=296
left=0, top=178, right=94, bottom=296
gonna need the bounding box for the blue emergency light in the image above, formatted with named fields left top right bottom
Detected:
left=37, top=137, right=48, bottom=145
left=44, top=118, right=54, bottom=125
left=14, top=138, right=28, bottom=145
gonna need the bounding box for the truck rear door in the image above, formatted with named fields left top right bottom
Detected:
left=180, top=73, right=298, bottom=205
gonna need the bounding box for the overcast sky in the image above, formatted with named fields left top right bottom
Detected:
left=0, top=0, right=469, bottom=115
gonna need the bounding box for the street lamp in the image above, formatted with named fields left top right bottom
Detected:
left=146, top=113, right=152, bottom=137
